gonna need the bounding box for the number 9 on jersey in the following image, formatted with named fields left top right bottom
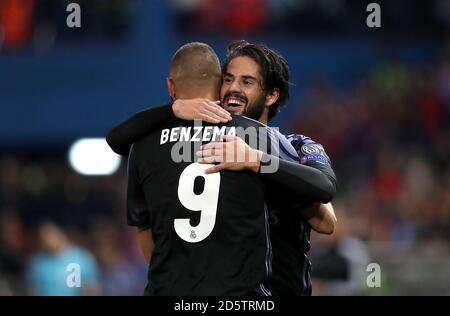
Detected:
left=175, top=163, right=221, bottom=243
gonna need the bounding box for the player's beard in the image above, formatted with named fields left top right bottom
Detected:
left=222, top=91, right=266, bottom=121
left=243, top=93, right=266, bottom=121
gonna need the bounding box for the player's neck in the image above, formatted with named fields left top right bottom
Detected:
left=258, top=112, right=269, bottom=125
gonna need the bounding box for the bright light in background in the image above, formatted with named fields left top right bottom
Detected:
left=69, top=138, right=121, bottom=176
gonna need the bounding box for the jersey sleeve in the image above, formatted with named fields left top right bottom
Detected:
left=287, top=134, right=331, bottom=165
left=107, top=103, right=174, bottom=156
left=258, top=130, right=337, bottom=203
left=260, top=154, right=336, bottom=203
left=287, top=134, right=336, bottom=183
left=126, top=144, right=151, bottom=228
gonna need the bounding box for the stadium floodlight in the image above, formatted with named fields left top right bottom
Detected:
left=68, top=138, right=121, bottom=176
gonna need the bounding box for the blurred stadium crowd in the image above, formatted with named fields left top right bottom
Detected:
left=292, top=50, right=450, bottom=295
left=0, top=157, right=147, bottom=295
left=169, top=0, right=449, bottom=36
left=1, top=0, right=450, bottom=296
left=0, top=0, right=131, bottom=52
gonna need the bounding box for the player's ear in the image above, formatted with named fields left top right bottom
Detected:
left=265, top=88, right=280, bottom=108
left=167, top=77, right=176, bottom=100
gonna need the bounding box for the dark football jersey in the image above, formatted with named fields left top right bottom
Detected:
left=265, top=134, right=336, bottom=296
left=127, top=116, right=275, bottom=296
left=112, top=103, right=336, bottom=296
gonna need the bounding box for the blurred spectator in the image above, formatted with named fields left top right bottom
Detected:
left=311, top=210, right=372, bottom=296
left=188, top=0, right=267, bottom=34
left=27, top=222, right=100, bottom=296
left=0, top=209, right=28, bottom=295
left=90, top=216, right=147, bottom=296
left=169, top=0, right=445, bottom=36
left=0, top=0, right=35, bottom=49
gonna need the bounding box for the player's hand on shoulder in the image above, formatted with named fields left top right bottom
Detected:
left=196, top=135, right=262, bottom=174
left=172, top=98, right=232, bottom=123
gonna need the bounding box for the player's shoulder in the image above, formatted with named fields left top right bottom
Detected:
left=286, top=133, right=331, bottom=165
left=229, top=115, right=264, bottom=128
left=132, top=132, right=156, bottom=153
left=286, top=133, right=324, bottom=149
left=286, top=133, right=312, bottom=144
left=131, top=122, right=176, bottom=158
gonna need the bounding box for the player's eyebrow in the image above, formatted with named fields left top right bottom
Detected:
left=241, top=75, right=258, bottom=81
left=224, top=72, right=258, bottom=81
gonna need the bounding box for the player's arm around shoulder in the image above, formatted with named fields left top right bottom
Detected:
left=301, top=202, right=337, bottom=235
left=172, top=98, right=231, bottom=123
left=197, top=135, right=263, bottom=174
left=288, top=134, right=338, bottom=234
left=106, top=99, right=230, bottom=156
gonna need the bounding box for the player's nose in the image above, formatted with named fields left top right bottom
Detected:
left=229, top=79, right=242, bottom=93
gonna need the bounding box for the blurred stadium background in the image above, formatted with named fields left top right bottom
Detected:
left=0, top=0, right=449, bottom=295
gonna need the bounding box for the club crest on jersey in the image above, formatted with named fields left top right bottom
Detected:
left=190, top=230, right=197, bottom=239
left=301, top=144, right=321, bottom=155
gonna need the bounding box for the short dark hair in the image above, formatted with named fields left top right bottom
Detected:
left=222, top=40, right=291, bottom=120
left=169, top=42, right=222, bottom=92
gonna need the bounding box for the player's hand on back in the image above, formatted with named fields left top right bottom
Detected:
left=196, top=135, right=263, bottom=174
left=172, top=98, right=232, bottom=123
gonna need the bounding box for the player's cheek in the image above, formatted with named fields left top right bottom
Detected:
left=219, top=86, right=228, bottom=101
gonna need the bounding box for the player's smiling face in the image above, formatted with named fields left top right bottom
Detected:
left=220, top=56, right=267, bottom=120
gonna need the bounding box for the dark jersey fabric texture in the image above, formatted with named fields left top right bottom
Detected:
left=127, top=116, right=276, bottom=296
